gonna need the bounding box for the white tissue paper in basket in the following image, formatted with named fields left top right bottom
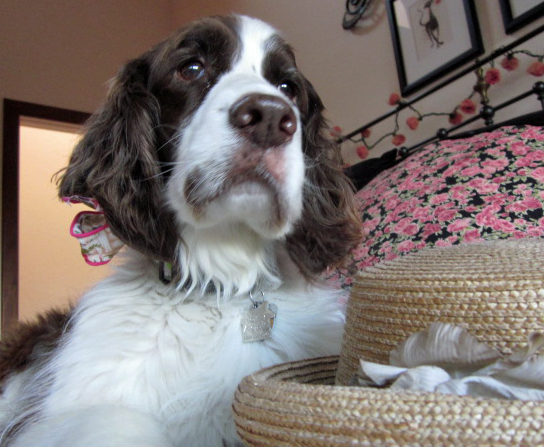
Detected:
left=353, top=322, right=544, bottom=400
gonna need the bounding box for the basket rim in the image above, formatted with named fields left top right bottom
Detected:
left=234, top=356, right=544, bottom=446
left=238, top=355, right=544, bottom=407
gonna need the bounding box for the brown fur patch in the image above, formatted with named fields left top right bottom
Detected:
left=0, top=309, right=72, bottom=386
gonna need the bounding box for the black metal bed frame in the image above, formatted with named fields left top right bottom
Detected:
left=339, top=23, right=544, bottom=159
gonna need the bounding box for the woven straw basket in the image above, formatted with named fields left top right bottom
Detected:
left=233, top=238, right=544, bottom=446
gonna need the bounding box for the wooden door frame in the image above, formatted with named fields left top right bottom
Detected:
left=2, top=99, right=90, bottom=332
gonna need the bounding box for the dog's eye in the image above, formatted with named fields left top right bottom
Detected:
left=177, top=61, right=205, bottom=82
left=277, top=81, right=297, bottom=100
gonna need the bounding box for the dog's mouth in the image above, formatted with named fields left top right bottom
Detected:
left=229, top=142, right=287, bottom=184
left=183, top=144, right=291, bottom=228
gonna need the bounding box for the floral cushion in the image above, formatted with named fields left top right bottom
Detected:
left=327, top=125, right=544, bottom=294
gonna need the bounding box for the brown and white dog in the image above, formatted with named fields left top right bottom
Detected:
left=0, top=15, right=360, bottom=447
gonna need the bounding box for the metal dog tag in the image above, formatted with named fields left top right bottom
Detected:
left=241, top=300, right=277, bottom=343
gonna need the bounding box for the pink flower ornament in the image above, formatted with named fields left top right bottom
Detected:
left=528, top=61, right=544, bottom=77
left=500, top=55, right=519, bottom=71
left=406, top=116, right=420, bottom=130
left=449, top=111, right=463, bottom=125
left=330, top=125, right=342, bottom=137
left=392, top=134, right=406, bottom=146
left=459, top=98, right=476, bottom=115
left=484, top=68, right=501, bottom=85
left=356, top=145, right=369, bottom=160
left=388, top=93, right=401, bottom=106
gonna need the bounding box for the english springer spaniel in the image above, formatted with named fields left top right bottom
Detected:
left=0, top=15, right=360, bottom=447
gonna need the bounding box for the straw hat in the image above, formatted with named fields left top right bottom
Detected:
left=233, top=238, right=544, bottom=446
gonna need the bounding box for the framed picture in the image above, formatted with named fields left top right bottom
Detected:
left=386, top=0, right=484, bottom=97
left=499, top=0, right=544, bottom=34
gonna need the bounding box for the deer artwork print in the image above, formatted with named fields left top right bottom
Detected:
left=419, top=0, right=443, bottom=48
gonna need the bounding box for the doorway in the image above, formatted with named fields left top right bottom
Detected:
left=2, top=99, right=113, bottom=332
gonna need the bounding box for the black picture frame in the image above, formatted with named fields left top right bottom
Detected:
left=386, top=0, right=484, bottom=97
left=499, top=0, right=544, bottom=34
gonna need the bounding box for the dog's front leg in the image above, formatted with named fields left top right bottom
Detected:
left=10, top=406, right=174, bottom=447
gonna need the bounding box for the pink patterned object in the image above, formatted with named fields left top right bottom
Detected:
left=64, top=196, right=125, bottom=265
left=326, top=125, right=544, bottom=292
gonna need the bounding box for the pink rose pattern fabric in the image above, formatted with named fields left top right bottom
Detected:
left=327, top=125, right=544, bottom=293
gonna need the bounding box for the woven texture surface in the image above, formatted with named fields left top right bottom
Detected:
left=234, top=238, right=544, bottom=446
left=336, top=238, right=544, bottom=385
left=234, top=356, right=544, bottom=446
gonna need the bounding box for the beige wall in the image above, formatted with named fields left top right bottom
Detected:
left=0, top=0, right=175, bottom=213
left=0, top=0, right=174, bottom=320
left=172, top=1, right=544, bottom=164
left=0, top=0, right=174, bottom=114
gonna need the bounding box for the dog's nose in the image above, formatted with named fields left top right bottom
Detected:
left=229, top=94, right=297, bottom=148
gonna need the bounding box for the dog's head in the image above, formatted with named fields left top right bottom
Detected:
left=58, top=15, right=360, bottom=283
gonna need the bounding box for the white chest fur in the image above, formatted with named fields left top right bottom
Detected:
left=24, top=265, right=344, bottom=446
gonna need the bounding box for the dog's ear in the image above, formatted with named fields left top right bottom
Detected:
left=286, top=80, right=361, bottom=277
left=58, top=55, right=178, bottom=263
